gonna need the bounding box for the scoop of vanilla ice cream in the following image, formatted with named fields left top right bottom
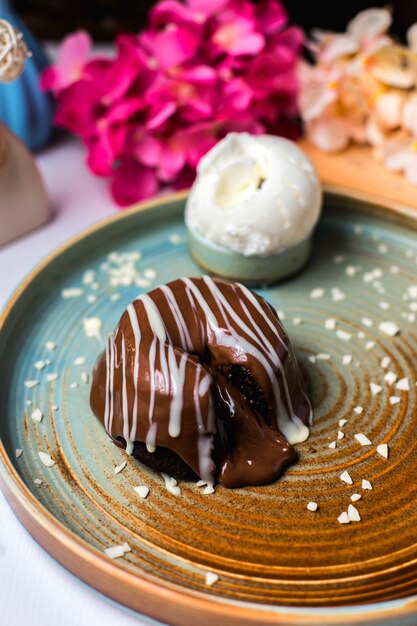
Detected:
left=185, top=133, right=322, bottom=257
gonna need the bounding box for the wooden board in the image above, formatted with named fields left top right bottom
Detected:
left=300, top=140, right=417, bottom=211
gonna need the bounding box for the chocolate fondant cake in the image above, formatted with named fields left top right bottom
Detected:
left=90, top=276, right=312, bottom=488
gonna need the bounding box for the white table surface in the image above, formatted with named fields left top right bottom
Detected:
left=0, top=137, right=160, bottom=626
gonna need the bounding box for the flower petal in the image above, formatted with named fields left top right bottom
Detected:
left=139, top=25, right=200, bottom=70
left=213, top=21, right=264, bottom=56
left=406, top=23, right=417, bottom=53
left=86, top=133, right=114, bottom=176
left=347, top=8, right=392, bottom=43
left=343, top=118, right=366, bottom=143
left=105, top=98, right=144, bottom=125
left=176, top=65, right=217, bottom=85
left=256, top=0, right=288, bottom=36
left=86, top=118, right=129, bottom=176
left=181, top=103, right=213, bottom=122
left=247, top=52, right=299, bottom=95
left=402, top=95, right=417, bottom=135
left=172, top=166, right=195, bottom=190
left=404, top=144, right=417, bottom=184
left=222, top=77, right=253, bottom=111
left=368, top=45, right=417, bottom=89
left=187, top=0, right=230, bottom=17
left=41, top=30, right=92, bottom=92
left=174, top=123, right=218, bottom=167
left=365, top=116, right=387, bottom=146
left=111, top=158, right=158, bottom=206
left=374, top=91, right=404, bottom=129
left=59, top=31, right=92, bottom=71
left=146, top=101, right=177, bottom=130
left=133, top=134, right=162, bottom=167
left=103, top=34, right=151, bottom=103
left=40, top=67, right=59, bottom=91
left=306, top=116, right=349, bottom=152
left=379, top=134, right=411, bottom=171
left=150, top=0, right=202, bottom=29
left=269, top=26, right=305, bottom=56
left=319, top=34, right=359, bottom=64
left=298, top=63, right=338, bottom=121
left=157, top=146, right=186, bottom=181
left=54, top=80, right=102, bottom=136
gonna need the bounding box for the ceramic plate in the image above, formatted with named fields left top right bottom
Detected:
left=1, top=190, right=417, bottom=626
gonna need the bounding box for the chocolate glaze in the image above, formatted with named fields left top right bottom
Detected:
left=90, top=276, right=312, bottom=488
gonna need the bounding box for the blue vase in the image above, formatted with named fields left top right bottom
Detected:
left=0, top=0, right=54, bottom=151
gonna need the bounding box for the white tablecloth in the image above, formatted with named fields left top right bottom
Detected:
left=0, top=137, right=157, bottom=626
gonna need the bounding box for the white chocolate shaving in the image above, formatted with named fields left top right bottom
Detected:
left=396, top=377, right=410, bottom=391
left=355, top=433, right=372, bottom=446
left=377, top=443, right=389, bottom=459
left=370, top=383, right=382, bottom=395
left=205, top=572, right=219, bottom=586
left=161, top=473, right=181, bottom=495
left=24, top=380, right=39, bottom=389
left=61, top=287, right=83, bottom=299
left=114, top=461, right=127, bottom=474
left=104, top=542, right=131, bottom=559
left=336, top=330, right=351, bottom=341
left=134, top=486, right=150, bottom=498
left=31, top=408, right=43, bottom=423
left=348, top=504, right=361, bottom=522
left=310, top=288, right=324, bottom=299
left=38, top=451, right=55, bottom=467
left=340, top=470, right=353, bottom=485
left=379, top=321, right=400, bottom=337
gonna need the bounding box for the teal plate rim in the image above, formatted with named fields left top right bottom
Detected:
left=1, top=187, right=417, bottom=626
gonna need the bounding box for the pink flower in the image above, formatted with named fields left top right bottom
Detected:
left=41, top=30, right=92, bottom=93
left=42, top=0, right=304, bottom=207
